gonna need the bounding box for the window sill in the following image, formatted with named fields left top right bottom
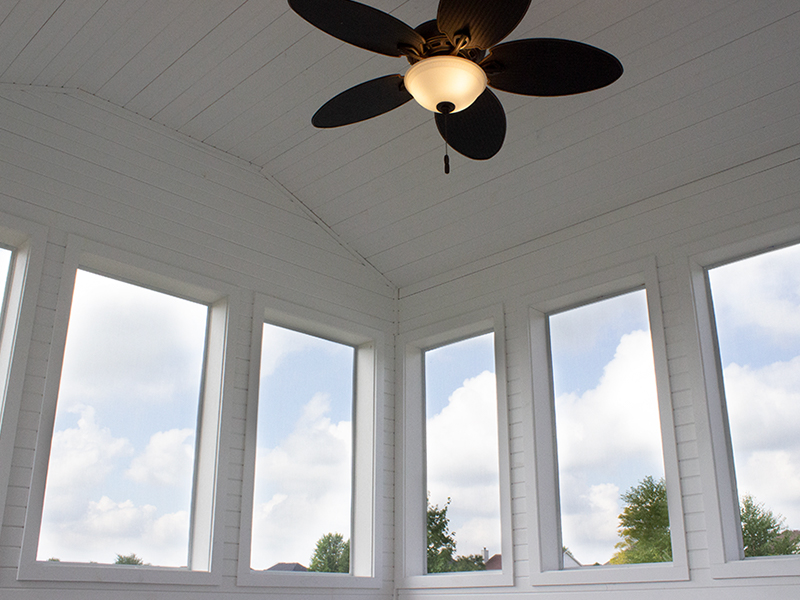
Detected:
left=400, top=569, right=513, bottom=590
left=531, top=561, right=689, bottom=586
left=236, top=569, right=383, bottom=589
left=711, top=555, right=800, bottom=580
left=17, top=560, right=220, bottom=585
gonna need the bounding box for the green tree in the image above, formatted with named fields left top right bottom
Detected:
left=309, top=498, right=487, bottom=574
left=451, top=553, right=486, bottom=571
left=610, top=476, right=671, bottom=564
left=611, top=478, right=800, bottom=564
left=427, top=496, right=485, bottom=573
left=740, top=494, right=800, bottom=557
left=427, top=497, right=457, bottom=573
left=114, top=553, right=144, bottom=565
left=308, top=532, right=350, bottom=573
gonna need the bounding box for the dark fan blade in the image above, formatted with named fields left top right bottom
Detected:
left=434, top=89, right=506, bottom=160
left=289, top=0, right=424, bottom=57
left=481, top=38, right=623, bottom=96
left=437, top=0, right=531, bottom=50
left=312, top=75, right=412, bottom=128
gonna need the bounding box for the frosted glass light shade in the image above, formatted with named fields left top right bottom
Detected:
left=404, top=56, right=487, bottom=113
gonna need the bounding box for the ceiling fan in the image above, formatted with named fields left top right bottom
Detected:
left=289, top=0, right=623, bottom=170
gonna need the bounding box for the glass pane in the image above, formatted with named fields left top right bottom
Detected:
left=550, top=289, right=670, bottom=567
left=251, top=323, right=354, bottom=572
left=38, top=270, right=209, bottom=566
left=425, top=332, right=500, bottom=573
left=708, top=243, right=800, bottom=557
left=0, top=247, right=12, bottom=417
left=0, top=247, right=11, bottom=305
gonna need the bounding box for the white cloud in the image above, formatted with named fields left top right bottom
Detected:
left=427, top=371, right=499, bottom=487
left=561, top=483, right=621, bottom=565
left=39, top=405, right=197, bottom=567
left=723, top=357, right=800, bottom=526
left=555, top=329, right=662, bottom=471
left=426, top=371, right=502, bottom=556
left=250, top=393, right=352, bottom=569
left=554, top=330, right=664, bottom=565
left=724, top=358, right=800, bottom=450
left=37, top=495, right=189, bottom=567
left=126, top=428, right=195, bottom=487
left=709, top=243, right=800, bottom=338
left=83, top=496, right=157, bottom=537
left=43, top=405, right=133, bottom=516
left=735, top=451, right=800, bottom=525
left=57, top=270, right=208, bottom=410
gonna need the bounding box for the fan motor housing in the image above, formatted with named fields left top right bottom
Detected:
left=405, top=20, right=485, bottom=64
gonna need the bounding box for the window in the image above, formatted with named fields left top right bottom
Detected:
left=424, top=332, right=501, bottom=573
left=0, top=245, right=14, bottom=420
left=0, top=246, right=11, bottom=315
left=548, top=289, right=671, bottom=567
left=707, top=243, right=800, bottom=559
left=250, top=323, right=355, bottom=572
left=36, top=270, right=209, bottom=567
left=398, top=308, right=511, bottom=588
left=20, top=237, right=231, bottom=584
left=0, top=219, right=47, bottom=552
left=238, top=298, right=379, bottom=587
left=528, top=261, right=687, bottom=585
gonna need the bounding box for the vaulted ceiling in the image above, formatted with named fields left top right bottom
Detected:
left=2, top=0, right=798, bottom=289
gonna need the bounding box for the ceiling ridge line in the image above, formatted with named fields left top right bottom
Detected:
left=263, top=173, right=396, bottom=291
left=3, top=83, right=396, bottom=292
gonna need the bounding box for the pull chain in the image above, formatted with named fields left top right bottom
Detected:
left=444, top=116, right=450, bottom=174
left=437, top=101, right=455, bottom=175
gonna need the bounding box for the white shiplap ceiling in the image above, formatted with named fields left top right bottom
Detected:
left=2, top=0, right=798, bottom=289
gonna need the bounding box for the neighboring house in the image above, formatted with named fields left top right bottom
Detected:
left=266, top=563, right=308, bottom=572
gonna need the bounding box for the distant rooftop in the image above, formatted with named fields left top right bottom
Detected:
left=266, top=562, right=308, bottom=572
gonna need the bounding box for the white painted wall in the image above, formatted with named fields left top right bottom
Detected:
left=397, top=144, right=800, bottom=598
left=2, top=83, right=800, bottom=600
left=0, top=85, right=396, bottom=599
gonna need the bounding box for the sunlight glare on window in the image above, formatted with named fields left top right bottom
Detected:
left=250, top=323, right=355, bottom=572
left=37, top=270, right=209, bottom=567
left=708, top=243, right=800, bottom=557
left=424, top=332, right=500, bottom=573
left=549, top=289, right=670, bottom=567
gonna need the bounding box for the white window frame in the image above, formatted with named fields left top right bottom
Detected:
left=236, top=293, right=384, bottom=589
left=18, top=235, right=236, bottom=585
left=526, top=258, right=689, bottom=585
left=681, top=228, right=800, bottom=580
left=397, top=305, right=514, bottom=590
left=0, top=215, right=47, bottom=538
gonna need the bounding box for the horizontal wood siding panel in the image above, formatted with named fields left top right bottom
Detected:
left=397, top=130, right=800, bottom=593
left=0, top=85, right=395, bottom=599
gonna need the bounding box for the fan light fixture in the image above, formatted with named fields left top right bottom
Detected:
left=404, top=56, right=487, bottom=114
left=289, top=0, right=623, bottom=169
